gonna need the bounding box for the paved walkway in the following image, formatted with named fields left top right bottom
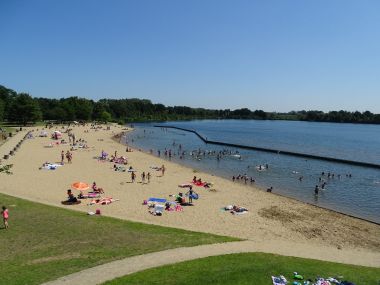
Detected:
left=42, top=240, right=380, bottom=285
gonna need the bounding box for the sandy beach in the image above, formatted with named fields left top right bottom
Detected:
left=1, top=124, right=379, bottom=267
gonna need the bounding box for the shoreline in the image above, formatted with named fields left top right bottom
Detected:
left=0, top=124, right=379, bottom=267
left=121, top=130, right=380, bottom=225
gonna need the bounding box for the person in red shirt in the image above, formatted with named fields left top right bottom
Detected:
left=2, top=206, right=9, bottom=229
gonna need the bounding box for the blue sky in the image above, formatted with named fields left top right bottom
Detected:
left=1, top=0, right=379, bottom=112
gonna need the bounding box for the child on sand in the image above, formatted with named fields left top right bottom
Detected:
left=2, top=206, right=9, bottom=229
left=131, top=171, right=136, bottom=183
left=161, top=164, right=166, bottom=176
left=147, top=172, right=151, bottom=183
left=141, top=172, right=146, bottom=183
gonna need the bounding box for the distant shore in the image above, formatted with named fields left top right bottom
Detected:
left=0, top=124, right=379, bottom=267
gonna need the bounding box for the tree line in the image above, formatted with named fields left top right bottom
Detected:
left=1, top=85, right=379, bottom=124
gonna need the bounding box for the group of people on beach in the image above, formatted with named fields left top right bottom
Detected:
left=130, top=170, right=152, bottom=184
left=66, top=182, right=106, bottom=202
left=61, top=150, right=73, bottom=164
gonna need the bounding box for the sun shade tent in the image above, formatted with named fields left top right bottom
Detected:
left=52, top=131, right=62, bottom=140
left=71, top=182, right=90, bottom=191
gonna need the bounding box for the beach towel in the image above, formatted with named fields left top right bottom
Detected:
left=114, top=166, right=126, bottom=172
left=41, top=163, right=62, bottom=170
left=89, top=197, right=119, bottom=205
left=231, top=211, right=248, bottom=215
left=178, top=183, right=192, bottom=188
left=315, top=281, right=331, bottom=285
left=192, top=181, right=206, bottom=187
left=61, top=200, right=81, bottom=205
left=271, top=276, right=287, bottom=285
left=78, top=192, right=100, bottom=199
left=150, top=204, right=164, bottom=216
left=148, top=197, right=167, bottom=203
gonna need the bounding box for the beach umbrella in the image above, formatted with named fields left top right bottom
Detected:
left=71, top=182, right=90, bottom=191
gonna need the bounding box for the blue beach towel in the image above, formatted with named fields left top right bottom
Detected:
left=148, top=198, right=167, bottom=203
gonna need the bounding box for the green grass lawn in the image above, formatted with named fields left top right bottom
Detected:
left=0, top=193, right=238, bottom=285
left=104, top=253, right=380, bottom=285
left=0, top=124, right=16, bottom=134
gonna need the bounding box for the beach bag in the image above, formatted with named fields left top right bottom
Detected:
left=95, top=209, right=101, bottom=215
left=143, top=200, right=147, bottom=205
left=175, top=205, right=183, bottom=212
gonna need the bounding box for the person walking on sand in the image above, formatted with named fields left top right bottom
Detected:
left=131, top=171, right=136, bottom=183
left=141, top=172, right=146, bottom=184
left=147, top=172, right=151, bottom=183
left=2, top=206, right=9, bottom=229
left=67, top=151, right=72, bottom=163
left=66, top=151, right=70, bottom=163
left=61, top=150, right=65, bottom=164
left=161, top=164, right=166, bottom=176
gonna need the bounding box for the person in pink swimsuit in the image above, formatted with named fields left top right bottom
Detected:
left=2, top=206, right=9, bottom=229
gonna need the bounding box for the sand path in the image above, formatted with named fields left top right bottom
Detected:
left=42, top=240, right=380, bottom=285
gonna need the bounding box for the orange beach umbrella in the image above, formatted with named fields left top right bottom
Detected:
left=71, top=182, right=90, bottom=191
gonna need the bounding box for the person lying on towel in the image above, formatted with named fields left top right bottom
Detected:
left=232, top=205, right=248, bottom=213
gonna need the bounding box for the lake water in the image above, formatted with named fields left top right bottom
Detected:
left=125, top=120, right=380, bottom=223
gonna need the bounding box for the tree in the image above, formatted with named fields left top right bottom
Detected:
left=0, top=99, right=4, bottom=121
left=75, top=98, right=93, bottom=120
left=8, top=93, right=42, bottom=124
left=99, top=111, right=112, bottom=122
